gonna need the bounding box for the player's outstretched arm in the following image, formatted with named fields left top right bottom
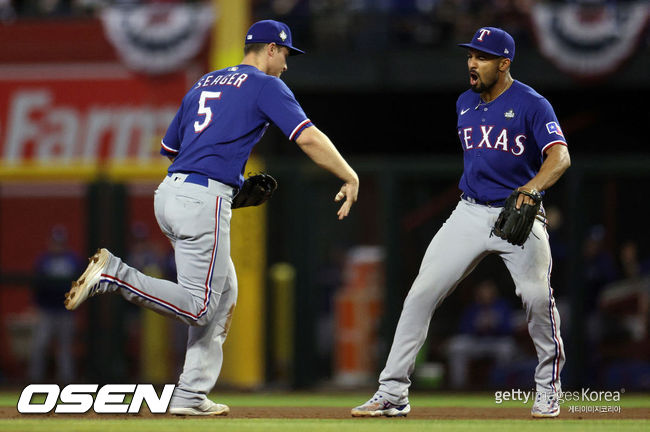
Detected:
left=295, top=126, right=359, bottom=220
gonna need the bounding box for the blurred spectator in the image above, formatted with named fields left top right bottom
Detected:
left=581, top=224, right=618, bottom=353
left=315, top=244, right=346, bottom=379
left=445, top=279, right=516, bottom=389
left=9, top=0, right=199, bottom=18
left=0, top=0, right=16, bottom=21
left=8, top=0, right=646, bottom=60
left=582, top=225, right=618, bottom=314
left=598, top=240, right=650, bottom=345
left=253, top=0, right=536, bottom=51
left=123, top=221, right=165, bottom=380
left=28, top=225, right=82, bottom=383
left=618, top=240, right=650, bottom=279
left=595, top=240, right=650, bottom=389
left=13, top=0, right=72, bottom=16
left=74, top=0, right=106, bottom=15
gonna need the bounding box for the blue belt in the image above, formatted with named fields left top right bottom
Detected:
left=167, top=172, right=209, bottom=187
left=461, top=193, right=506, bottom=207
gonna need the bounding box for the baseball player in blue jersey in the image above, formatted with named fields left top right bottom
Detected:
left=64, top=20, right=359, bottom=416
left=352, top=27, right=571, bottom=418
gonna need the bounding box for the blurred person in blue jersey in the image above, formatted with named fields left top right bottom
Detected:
left=29, top=225, right=82, bottom=383
left=445, top=279, right=516, bottom=389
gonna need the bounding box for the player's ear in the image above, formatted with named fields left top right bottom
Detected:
left=499, top=58, right=510, bottom=72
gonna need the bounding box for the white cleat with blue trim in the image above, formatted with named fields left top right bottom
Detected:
left=531, top=392, right=560, bottom=418
left=351, top=393, right=411, bottom=417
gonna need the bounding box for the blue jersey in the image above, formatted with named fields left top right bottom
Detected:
left=161, top=64, right=313, bottom=188
left=456, top=80, right=567, bottom=202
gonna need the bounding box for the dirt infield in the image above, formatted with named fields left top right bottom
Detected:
left=1, top=406, right=648, bottom=420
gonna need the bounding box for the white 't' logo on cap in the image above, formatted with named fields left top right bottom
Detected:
left=477, top=29, right=491, bottom=41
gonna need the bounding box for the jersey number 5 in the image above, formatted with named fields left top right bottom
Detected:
left=194, top=91, right=222, bottom=133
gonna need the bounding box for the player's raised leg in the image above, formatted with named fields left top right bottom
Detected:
left=65, top=181, right=230, bottom=327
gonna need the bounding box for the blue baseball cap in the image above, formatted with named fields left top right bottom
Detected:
left=458, top=27, right=515, bottom=61
left=245, top=20, right=305, bottom=55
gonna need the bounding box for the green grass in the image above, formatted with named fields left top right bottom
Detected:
left=0, top=391, right=648, bottom=432
left=0, top=419, right=648, bottom=432
left=211, top=391, right=650, bottom=408
left=2, top=391, right=649, bottom=408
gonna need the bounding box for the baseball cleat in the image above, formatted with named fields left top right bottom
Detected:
left=531, top=392, right=560, bottom=418
left=351, top=393, right=410, bottom=417
left=169, top=399, right=230, bottom=416
left=64, top=248, right=110, bottom=311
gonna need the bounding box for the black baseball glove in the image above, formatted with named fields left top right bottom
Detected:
left=231, top=173, right=278, bottom=209
left=492, top=189, right=543, bottom=246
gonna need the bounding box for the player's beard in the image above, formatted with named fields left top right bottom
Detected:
left=470, top=68, right=499, bottom=94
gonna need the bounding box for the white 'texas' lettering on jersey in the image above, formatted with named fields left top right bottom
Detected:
left=478, top=126, right=494, bottom=148
left=461, top=127, right=473, bottom=149
left=512, top=134, right=526, bottom=155
left=494, top=129, right=509, bottom=151
left=459, top=126, right=527, bottom=156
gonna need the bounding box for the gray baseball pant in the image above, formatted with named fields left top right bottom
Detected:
left=378, top=199, right=565, bottom=404
left=96, top=173, right=238, bottom=407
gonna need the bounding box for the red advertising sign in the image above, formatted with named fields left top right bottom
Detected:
left=0, top=64, right=195, bottom=165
